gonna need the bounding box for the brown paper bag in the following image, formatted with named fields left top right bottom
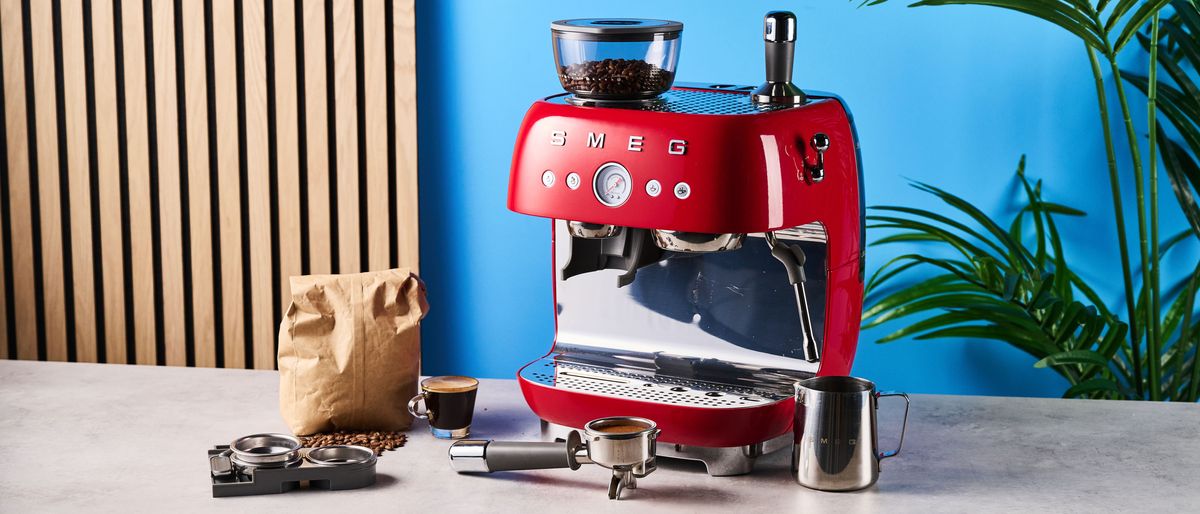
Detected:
left=278, top=268, right=428, bottom=435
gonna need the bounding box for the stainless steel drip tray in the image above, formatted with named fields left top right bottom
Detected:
left=520, top=347, right=810, bottom=409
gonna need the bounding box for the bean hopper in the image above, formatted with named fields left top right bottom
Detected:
left=509, top=11, right=865, bottom=476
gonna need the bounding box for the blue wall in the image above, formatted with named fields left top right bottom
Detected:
left=415, top=0, right=1196, bottom=397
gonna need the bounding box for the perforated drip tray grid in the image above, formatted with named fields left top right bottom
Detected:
left=549, top=85, right=809, bottom=115
left=520, top=357, right=789, bottom=409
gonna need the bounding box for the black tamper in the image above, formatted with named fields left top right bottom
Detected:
left=752, top=11, right=806, bottom=105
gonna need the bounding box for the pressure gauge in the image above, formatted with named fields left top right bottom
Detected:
left=593, top=162, right=632, bottom=207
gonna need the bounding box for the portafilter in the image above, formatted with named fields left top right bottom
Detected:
left=448, top=416, right=659, bottom=500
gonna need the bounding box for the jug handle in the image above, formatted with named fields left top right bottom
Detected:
left=876, top=391, right=910, bottom=460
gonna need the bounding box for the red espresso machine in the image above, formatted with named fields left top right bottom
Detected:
left=507, top=12, right=864, bottom=475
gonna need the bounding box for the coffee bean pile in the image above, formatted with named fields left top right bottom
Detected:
left=559, top=58, right=674, bottom=97
left=300, top=431, right=408, bottom=456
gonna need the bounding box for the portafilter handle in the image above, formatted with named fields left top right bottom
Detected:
left=448, top=430, right=588, bottom=473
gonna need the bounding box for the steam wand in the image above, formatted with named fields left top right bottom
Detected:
left=766, top=232, right=822, bottom=362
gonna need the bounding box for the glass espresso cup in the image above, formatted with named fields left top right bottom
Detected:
left=407, top=376, right=479, bottom=439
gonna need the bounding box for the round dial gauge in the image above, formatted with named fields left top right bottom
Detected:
left=593, top=163, right=632, bottom=207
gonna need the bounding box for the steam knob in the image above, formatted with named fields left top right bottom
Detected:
left=808, top=133, right=829, bottom=183
left=811, top=133, right=830, bottom=152
left=752, top=11, right=806, bottom=105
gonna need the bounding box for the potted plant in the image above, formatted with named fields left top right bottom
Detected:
left=859, top=0, right=1199, bottom=400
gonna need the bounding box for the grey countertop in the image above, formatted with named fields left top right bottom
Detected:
left=0, top=360, right=1197, bottom=513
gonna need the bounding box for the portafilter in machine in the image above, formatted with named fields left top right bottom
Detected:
left=507, top=11, right=865, bottom=476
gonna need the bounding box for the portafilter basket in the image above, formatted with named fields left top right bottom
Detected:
left=306, top=445, right=377, bottom=467
left=448, top=416, right=660, bottom=500
left=228, top=433, right=303, bottom=471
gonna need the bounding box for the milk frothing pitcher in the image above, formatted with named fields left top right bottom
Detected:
left=792, top=376, right=909, bottom=491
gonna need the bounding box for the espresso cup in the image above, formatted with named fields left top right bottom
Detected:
left=407, top=376, right=479, bottom=439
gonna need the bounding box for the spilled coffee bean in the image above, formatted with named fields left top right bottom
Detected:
left=559, top=58, right=674, bottom=97
left=300, top=430, right=408, bottom=456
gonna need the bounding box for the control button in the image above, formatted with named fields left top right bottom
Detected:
left=670, top=386, right=688, bottom=392
left=541, top=170, right=555, bottom=188
left=705, top=392, right=723, bottom=397
left=645, top=179, right=662, bottom=197
left=673, top=182, right=691, bottom=199
left=565, top=172, right=581, bottom=190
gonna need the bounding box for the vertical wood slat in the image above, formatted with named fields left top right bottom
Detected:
left=61, top=0, right=98, bottom=364
left=0, top=16, right=5, bottom=359
left=91, top=0, right=127, bottom=364
left=182, top=0, right=215, bottom=368
left=393, top=0, right=417, bottom=272
left=243, top=0, right=273, bottom=370
left=120, top=0, right=156, bottom=365
left=363, top=0, right=387, bottom=272
left=2, top=0, right=37, bottom=361
left=273, top=0, right=301, bottom=316
left=303, top=0, right=330, bottom=276
left=212, top=0, right=244, bottom=369
left=30, top=0, right=67, bottom=362
left=332, top=0, right=357, bottom=273
left=151, top=0, right=186, bottom=366
left=3, top=0, right=420, bottom=368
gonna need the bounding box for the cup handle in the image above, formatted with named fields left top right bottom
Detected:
left=407, top=392, right=430, bottom=420
left=876, top=391, right=909, bottom=460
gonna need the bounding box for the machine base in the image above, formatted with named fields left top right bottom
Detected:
left=541, top=421, right=790, bottom=476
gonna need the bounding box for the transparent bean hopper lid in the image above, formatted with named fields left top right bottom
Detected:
left=551, top=19, right=683, bottom=101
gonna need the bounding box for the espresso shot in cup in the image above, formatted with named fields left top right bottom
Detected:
left=407, top=376, right=479, bottom=439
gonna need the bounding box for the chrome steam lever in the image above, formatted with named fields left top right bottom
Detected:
left=808, top=133, right=829, bottom=183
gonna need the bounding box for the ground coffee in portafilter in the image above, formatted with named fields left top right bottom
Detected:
left=593, top=423, right=650, bottom=434
left=559, top=58, right=674, bottom=97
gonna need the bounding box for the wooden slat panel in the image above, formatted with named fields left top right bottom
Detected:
left=212, top=0, right=243, bottom=368
left=363, top=0, right=387, bottom=272
left=3, top=0, right=420, bottom=368
left=151, top=0, right=185, bottom=366
left=30, top=0, right=67, bottom=362
left=91, top=0, right=127, bottom=364
left=242, top=0, right=273, bottom=369
left=61, top=0, right=97, bottom=363
left=182, top=0, right=214, bottom=367
left=303, top=0, right=330, bottom=275
left=273, top=0, right=301, bottom=313
left=1, top=0, right=37, bottom=360
left=120, top=0, right=157, bottom=365
left=332, top=0, right=357, bottom=273
left=393, top=0, right=417, bottom=271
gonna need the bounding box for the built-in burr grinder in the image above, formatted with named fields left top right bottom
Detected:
left=449, top=416, right=659, bottom=500
left=752, top=11, right=806, bottom=105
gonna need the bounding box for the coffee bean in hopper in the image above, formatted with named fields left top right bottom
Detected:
left=559, top=58, right=674, bottom=97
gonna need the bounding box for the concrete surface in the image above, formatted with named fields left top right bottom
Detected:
left=0, top=360, right=1197, bottom=513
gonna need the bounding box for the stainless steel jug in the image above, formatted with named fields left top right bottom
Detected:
left=792, top=376, right=909, bottom=491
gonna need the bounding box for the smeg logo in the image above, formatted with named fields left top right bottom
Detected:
left=549, top=130, right=687, bottom=155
